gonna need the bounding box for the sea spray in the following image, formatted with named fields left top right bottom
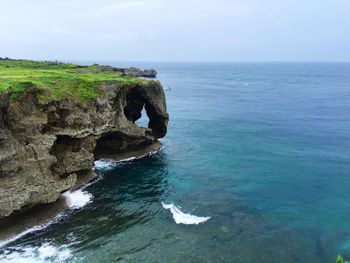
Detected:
left=62, top=189, right=93, bottom=210
left=162, top=203, right=211, bottom=225
left=93, top=160, right=117, bottom=170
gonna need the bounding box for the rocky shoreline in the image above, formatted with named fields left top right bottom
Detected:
left=0, top=77, right=168, bottom=219
left=0, top=141, right=162, bottom=244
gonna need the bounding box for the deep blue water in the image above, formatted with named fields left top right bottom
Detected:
left=1, top=62, right=350, bottom=262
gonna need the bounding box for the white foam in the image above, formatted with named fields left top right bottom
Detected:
left=62, top=189, right=93, bottom=210
left=93, top=160, right=116, bottom=170
left=118, top=156, right=137, bottom=162
left=161, top=203, right=211, bottom=225
left=0, top=189, right=93, bottom=248
left=118, top=149, right=160, bottom=162
left=94, top=148, right=161, bottom=169
left=0, top=242, right=72, bottom=263
left=0, top=222, right=56, bottom=248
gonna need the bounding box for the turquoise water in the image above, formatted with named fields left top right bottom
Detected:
left=1, top=63, right=350, bottom=262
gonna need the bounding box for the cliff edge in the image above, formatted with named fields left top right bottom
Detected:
left=0, top=59, right=168, bottom=218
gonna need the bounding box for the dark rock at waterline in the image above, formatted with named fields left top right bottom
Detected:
left=0, top=81, right=168, bottom=218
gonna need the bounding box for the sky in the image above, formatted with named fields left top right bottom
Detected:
left=0, top=0, right=349, bottom=62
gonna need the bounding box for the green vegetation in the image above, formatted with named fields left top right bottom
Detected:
left=337, top=255, right=350, bottom=263
left=0, top=58, right=146, bottom=101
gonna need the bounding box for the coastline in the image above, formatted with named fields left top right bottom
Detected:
left=0, top=59, right=169, bottom=220
left=0, top=141, right=162, bottom=247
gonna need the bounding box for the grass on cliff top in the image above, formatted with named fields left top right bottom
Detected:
left=0, top=58, right=146, bottom=101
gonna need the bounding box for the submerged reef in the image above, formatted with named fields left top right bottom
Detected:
left=0, top=58, right=168, bottom=217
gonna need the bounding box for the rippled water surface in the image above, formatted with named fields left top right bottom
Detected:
left=1, top=63, right=350, bottom=262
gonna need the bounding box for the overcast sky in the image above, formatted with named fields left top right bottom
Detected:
left=1, top=0, right=349, bottom=61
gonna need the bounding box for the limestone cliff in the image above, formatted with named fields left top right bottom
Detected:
left=0, top=81, right=168, bottom=217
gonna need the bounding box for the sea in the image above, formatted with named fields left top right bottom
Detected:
left=0, top=62, right=349, bottom=262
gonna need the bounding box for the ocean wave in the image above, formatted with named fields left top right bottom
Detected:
left=94, top=148, right=161, bottom=169
left=62, top=189, right=93, bottom=210
left=119, top=149, right=160, bottom=161
left=93, top=160, right=117, bottom=170
left=0, top=221, right=58, bottom=249
left=0, top=242, right=72, bottom=263
left=161, top=203, right=211, bottom=225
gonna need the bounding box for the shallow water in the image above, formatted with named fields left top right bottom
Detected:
left=1, top=62, right=350, bottom=262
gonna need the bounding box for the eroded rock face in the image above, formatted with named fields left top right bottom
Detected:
left=0, top=81, right=168, bottom=217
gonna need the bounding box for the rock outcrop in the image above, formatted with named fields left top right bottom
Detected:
left=96, top=65, right=157, bottom=78
left=0, top=81, right=168, bottom=217
left=121, top=67, right=157, bottom=78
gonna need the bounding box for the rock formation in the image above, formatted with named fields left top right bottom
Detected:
left=96, top=65, right=157, bottom=78
left=121, top=67, right=157, bottom=78
left=0, top=81, right=168, bottom=218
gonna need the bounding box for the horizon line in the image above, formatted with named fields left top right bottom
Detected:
left=2, top=57, right=350, bottom=64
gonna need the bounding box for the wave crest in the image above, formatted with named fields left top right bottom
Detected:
left=0, top=242, right=72, bottom=263
left=162, top=202, right=210, bottom=225
left=62, top=189, right=93, bottom=210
